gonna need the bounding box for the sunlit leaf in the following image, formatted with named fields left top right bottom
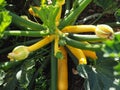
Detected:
left=0, top=11, right=12, bottom=38
left=0, top=0, right=6, bottom=10
left=32, top=5, right=59, bottom=33
left=102, top=35, right=120, bottom=58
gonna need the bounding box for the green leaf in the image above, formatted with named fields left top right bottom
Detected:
left=102, top=36, right=120, bottom=58
left=114, top=63, right=120, bottom=77
left=94, top=0, right=118, bottom=14
left=16, top=59, right=35, bottom=89
left=32, top=5, right=59, bottom=33
left=1, top=67, right=20, bottom=90
left=77, top=59, right=120, bottom=90
left=0, top=0, right=6, bottom=10
left=0, top=11, right=12, bottom=38
left=0, top=61, right=22, bottom=71
left=0, top=69, right=6, bottom=85
left=115, top=9, right=120, bottom=22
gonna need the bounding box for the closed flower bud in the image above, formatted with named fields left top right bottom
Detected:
left=7, top=46, right=30, bottom=61
left=95, top=24, right=114, bottom=39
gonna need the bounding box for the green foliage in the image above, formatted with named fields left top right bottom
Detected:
left=0, top=69, right=6, bottom=85
left=115, top=9, right=120, bottom=22
left=32, top=5, right=59, bottom=33
left=16, top=59, right=35, bottom=88
left=77, top=59, right=120, bottom=90
left=0, top=11, right=12, bottom=37
left=94, top=0, right=118, bottom=14
left=0, top=0, right=6, bottom=10
left=102, top=34, right=120, bottom=58
left=114, top=63, right=120, bottom=76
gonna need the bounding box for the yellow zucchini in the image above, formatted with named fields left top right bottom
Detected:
left=58, top=46, right=68, bottom=90
left=61, top=25, right=96, bottom=33
left=67, top=45, right=87, bottom=64
left=28, top=35, right=54, bottom=52
left=82, top=50, right=97, bottom=60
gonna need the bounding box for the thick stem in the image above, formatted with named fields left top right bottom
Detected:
left=10, top=12, right=46, bottom=30
left=50, top=42, right=57, bottom=90
left=59, top=0, right=92, bottom=29
left=68, top=34, right=106, bottom=42
left=65, top=37, right=101, bottom=51
left=4, top=30, right=49, bottom=37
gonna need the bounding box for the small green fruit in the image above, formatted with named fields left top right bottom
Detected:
left=8, top=46, right=30, bottom=61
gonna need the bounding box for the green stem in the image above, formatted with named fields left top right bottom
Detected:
left=4, top=30, right=49, bottom=37
left=50, top=42, right=57, bottom=90
left=59, top=0, right=92, bottom=29
left=64, top=0, right=70, bottom=16
left=65, top=36, right=101, bottom=51
left=9, top=12, right=46, bottom=30
left=68, top=33, right=106, bottom=42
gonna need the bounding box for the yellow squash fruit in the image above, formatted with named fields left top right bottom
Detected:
left=28, top=35, right=54, bottom=52
left=58, top=46, right=68, bottom=90
left=8, top=35, right=54, bottom=61
left=82, top=50, right=97, bottom=60
left=67, top=45, right=87, bottom=64
left=61, top=25, right=96, bottom=33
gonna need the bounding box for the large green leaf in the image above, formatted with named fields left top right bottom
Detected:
left=77, top=59, right=120, bottom=90
left=16, top=59, right=35, bottom=89
left=0, top=66, right=20, bottom=90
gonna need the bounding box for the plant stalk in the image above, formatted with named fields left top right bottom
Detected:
left=50, top=42, right=57, bottom=90
left=59, top=0, right=92, bottom=29
left=68, top=34, right=106, bottom=42
left=4, top=30, right=49, bottom=37
left=9, top=12, right=46, bottom=30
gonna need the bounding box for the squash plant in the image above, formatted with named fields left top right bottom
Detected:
left=0, top=0, right=120, bottom=90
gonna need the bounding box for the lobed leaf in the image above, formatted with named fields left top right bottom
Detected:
left=77, top=58, right=120, bottom=90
